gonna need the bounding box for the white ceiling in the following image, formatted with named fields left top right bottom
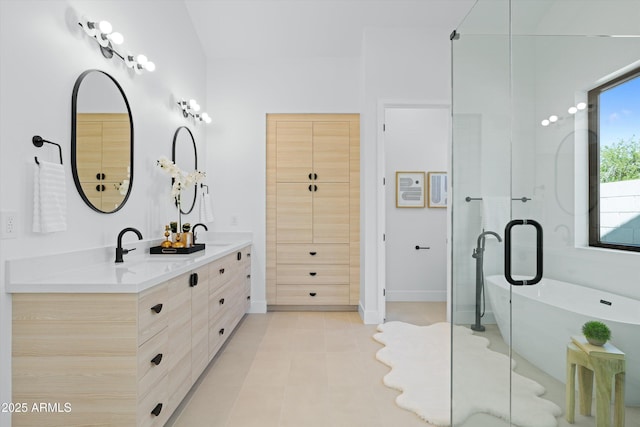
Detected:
left=184, top=0, right=476, bottom=59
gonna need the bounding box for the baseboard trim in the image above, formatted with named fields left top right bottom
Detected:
left=360, top=303, right=383, bottom=325
left=386, top=290, right=446, bottom=302
left=267, top=305, right=358, bottom=312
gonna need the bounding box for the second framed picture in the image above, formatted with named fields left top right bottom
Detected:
left=396, top=171, right=425, bottom=208
left=427, top=171, right=448, bottom=208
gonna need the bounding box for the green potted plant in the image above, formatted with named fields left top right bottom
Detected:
left=582, top=320, right=611, bottom=346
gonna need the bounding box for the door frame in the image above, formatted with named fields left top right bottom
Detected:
left=376, top=100, right=451, bottom=323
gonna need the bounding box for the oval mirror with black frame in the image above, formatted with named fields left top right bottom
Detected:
left=71, top=69, right=133, bottom=213
left=172, top=126, right=198, bottom=215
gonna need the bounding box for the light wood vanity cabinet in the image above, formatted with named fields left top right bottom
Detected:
left=267, top=114, right=359, bottom=307
left=12, top=245, right=250, bottom=427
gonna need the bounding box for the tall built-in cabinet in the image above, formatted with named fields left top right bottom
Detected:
left=12, top=246, right=251, bottom=427
left=267, top=114, right=360, bottom=307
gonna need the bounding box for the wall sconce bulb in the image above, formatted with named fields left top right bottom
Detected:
left=144, top=61, right=156, bottom=72
left=576, top=102, right=587, bottom=110
left=549, top=115, right=558, bottom=123
left=108, top=32, right=124, bottom=45
left=136, top=54, right=148, bottom=65
left=568, top=106, right=577, bottom=114
left=98, top=20, right=113, bottom=34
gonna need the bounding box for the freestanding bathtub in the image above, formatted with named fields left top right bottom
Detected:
left=485, top=274, right=640, bottom=406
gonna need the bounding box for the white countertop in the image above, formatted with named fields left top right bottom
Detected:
left=6, top=232, right=252, bottom=294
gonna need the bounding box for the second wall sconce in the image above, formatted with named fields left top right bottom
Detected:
left=178, top=99, right=212, bottom=124
left=79, top=15, right=155, bottom=74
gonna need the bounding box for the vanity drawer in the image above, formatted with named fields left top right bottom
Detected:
left=276, top=285, right=349, bottom=305
left=277, top=244, right=349, bottom=264
left=209, top=281, right=242, bottom=326
left=276, top=264, right=349, bottom=285
left=137, top=328, right=168, bottom=395
left=138, top=284, right=168, bottom=345
left=208, top=309, right=234, bottom=359
left=209, top=255, right=234, bottom=291
left=138, top=374, right=170, bottom=427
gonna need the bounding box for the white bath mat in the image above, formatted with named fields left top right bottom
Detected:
left=373, top=322, right=562, bottom=427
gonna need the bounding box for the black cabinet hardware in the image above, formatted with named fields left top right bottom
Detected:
left=309, top=184, right=313, bottom=192
left=96, top=173, right=105, bottom=180
left=247, top=296, right=251, bottom=300
left=95, top=184, right=106, bottom=192
left=219, top=328, right=225, bottom=335
left=219, top=268, right=225, bottom=274
left=151, top=354, right=163, bottom=365
left=308, top=173, right=313, bottom=180
left=415, top=246, right=430, bottom=250
left=309, top=251, right=317, bottom=256
left=189, top=272, right=199, bottom=287
left=219, top=298, right=225, bottom=305
left=151, top=303, right=163, bottom=314
left=237, top=252, right=242, bottom=261
left=151, top=403, right=163, bottom=416
left=309, top=292, right=317, bottom=297
left=309, top=272, right=317, bottom=276
left=247, top=274, right=251, bottom=279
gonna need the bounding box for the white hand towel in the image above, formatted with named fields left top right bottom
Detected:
left=481, top=196, right=510, bottom=236
left=33, top=161, right=67, bottom=233
left=199, top=191, right=214, bottom=223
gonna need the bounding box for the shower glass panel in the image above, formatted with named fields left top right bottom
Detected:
left=451, top=0, right=640, bottom=426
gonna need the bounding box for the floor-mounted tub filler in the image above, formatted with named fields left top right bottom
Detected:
left=486, top=274, right=640, bottom=406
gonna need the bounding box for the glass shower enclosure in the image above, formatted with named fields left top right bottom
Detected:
left=451, top=0, right=640, bottom=425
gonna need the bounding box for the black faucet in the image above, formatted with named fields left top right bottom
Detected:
left=192, top=223, right=208, bottom=244
left=115, top=227, right=143, bottom=263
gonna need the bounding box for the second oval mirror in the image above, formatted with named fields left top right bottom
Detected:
left=71, top=70, right=133, bottom=213
left=172, top=126, right=198, bottom=214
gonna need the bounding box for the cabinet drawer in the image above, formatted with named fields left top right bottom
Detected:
left=208, top=310, right=233, bottom=359
left=209, top=281, right=242, bottom=326
left=138, top=374, right=169, bottom=427
left=276, top=264, right=349, bottom=285
left=138, top=328, right=168, bottom=396
left=277, top=244, right=349, bottom=264
left=209, top=255, right=234, bottom=291
left=138, top=284, right=168, bottom=345
left=276, top=285, right=349, bottom=305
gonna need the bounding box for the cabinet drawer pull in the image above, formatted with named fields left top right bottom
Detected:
left=247, top=295, right=251, bottom=300
left=314, top=173, right=318, bottom=180
left=151, top=303, right=163, bottom=314
left=151, top=353, right=163, bottom=366
left=219, top=298, right=225, bottom=305
left=309, top=272, right=317, bottom=276
left=313, top=185, right=318, bottom=192
left=308, top=173, right=313, bottom=180
left=247, top=253, right=251, bottom=257
left=96, top=173, right=105, bottom=180
left=237, top=252, right=242, bottom=261
left=247, top=274, right=251, bottom=279
left=219, top=328, right=225, bottom=336
left=308, top=184, right=313, bottom=192
left=95, top=184, right=106, bottom=192
left=189, top=272, right=199, bottom=287
left=309, top=251, right=317, bottom=256
left=151, top=403, right=163, bottom=417
left=219, top=268, right=225, bottom=274
left=309, top=292, right=317, bottom=297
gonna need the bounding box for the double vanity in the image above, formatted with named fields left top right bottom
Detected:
left=7, top=233, right=252, bottom=427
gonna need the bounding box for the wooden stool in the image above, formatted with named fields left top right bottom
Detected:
left=566, top=335, right=625, bottom=427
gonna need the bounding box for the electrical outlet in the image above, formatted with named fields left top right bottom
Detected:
left=1, top=211, right=18, bottom=239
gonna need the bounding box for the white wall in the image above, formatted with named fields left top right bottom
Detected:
left=0, top=1, right=206, bottom=424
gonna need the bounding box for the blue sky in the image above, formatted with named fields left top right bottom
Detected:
left=600, top=75, right=640, bottom=148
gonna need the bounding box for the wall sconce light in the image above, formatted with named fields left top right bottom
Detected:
left=540, top=102, right=590, bottom=127
left=79, top=15, right=155, bottom=74
left=177, top=99, right=212, bottom=124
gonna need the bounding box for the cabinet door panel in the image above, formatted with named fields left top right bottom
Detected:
left=277, top=183, right=313, bottom=243
left=102, top=119, right=131, bottom=182
left=276, top=121, right=312, bottom=182
left=313, top=122, right=350, bottom=183
left=313, top=183, right=350, bottom=243
left=76, top=121, right=103, bottom=182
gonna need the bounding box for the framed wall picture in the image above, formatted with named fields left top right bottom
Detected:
left=396, top=171, right=425, bottom=208
left=427, top=171, right=447, bottom=208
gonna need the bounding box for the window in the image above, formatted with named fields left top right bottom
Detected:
left=589, top=67, right=640, bottom=251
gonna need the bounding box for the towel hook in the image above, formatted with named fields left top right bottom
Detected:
left=200, top=183, right=209, bottom=194
left=33, top=135, right=63, bottom=165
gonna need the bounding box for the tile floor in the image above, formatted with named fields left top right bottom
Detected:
left=168, top=302, right=640, bottom=427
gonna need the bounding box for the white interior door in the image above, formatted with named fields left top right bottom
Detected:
left=384, top=107, right=449, bottom=302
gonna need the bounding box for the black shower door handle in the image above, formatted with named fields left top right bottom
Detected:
left=504, top=219, right=543, bottom=286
